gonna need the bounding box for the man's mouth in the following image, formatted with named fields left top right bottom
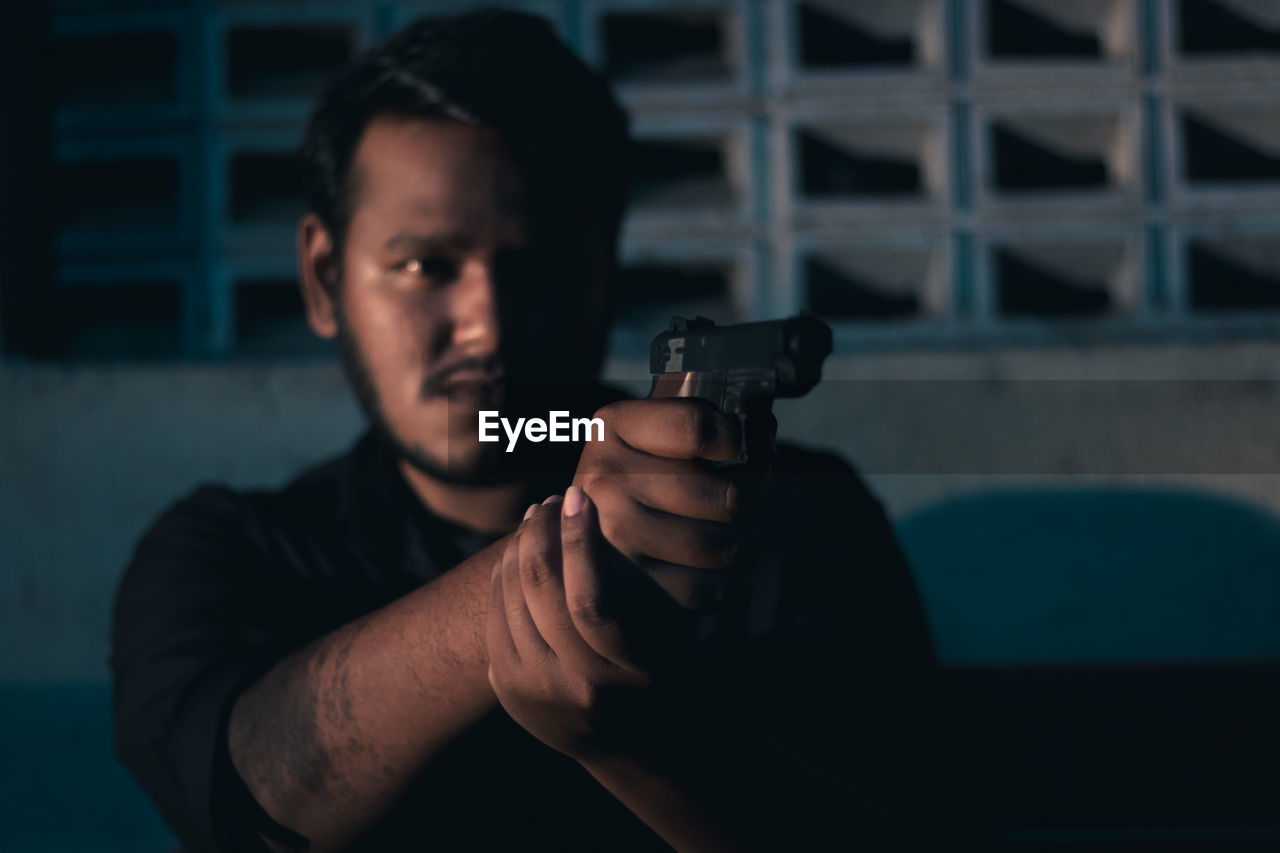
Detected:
left=441, top=373, right=506, bottom=406
left=423, top=357, right=507, bottom=402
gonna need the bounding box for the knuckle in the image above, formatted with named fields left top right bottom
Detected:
left=594, top=453, right=625, bottom=482
left=580, top=456, right=622, bottom=494
left=593, top=492, right=631, bottom=542
left=522, top=543, right=557, bottom=587
left=598, top=519, right=635, bottom=559
left=567, top=675, right=600, bottom=712
left=593, top=403, right=620, bottom=433
left=568, top=593, right=612, bottom=628
left=504, top=598, right=528, bottom=621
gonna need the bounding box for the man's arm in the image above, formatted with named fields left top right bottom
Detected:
left=112, top=484, right=508, bottom=853
left=226, top=535, right=501, bottom=852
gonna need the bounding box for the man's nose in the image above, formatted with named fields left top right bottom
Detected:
left=449, top=258, right=501, bottom=352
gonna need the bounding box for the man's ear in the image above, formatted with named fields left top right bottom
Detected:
left=298, top=213, right=340, bottom=339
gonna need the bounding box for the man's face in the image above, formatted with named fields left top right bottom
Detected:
left=306, top=116, right=601, bottom=482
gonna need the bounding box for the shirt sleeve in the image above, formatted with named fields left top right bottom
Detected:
left=111, top=485, right=306, bottom=852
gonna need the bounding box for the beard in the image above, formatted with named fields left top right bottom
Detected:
left=330, top=287, right=604, bottom=490
left=332, top=308, right=522, bottom=487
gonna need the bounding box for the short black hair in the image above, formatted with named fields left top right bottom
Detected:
left=298, top=9, right=631, bottom=253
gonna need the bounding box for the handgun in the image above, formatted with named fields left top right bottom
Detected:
left=648, top=315, right=833, bottom=466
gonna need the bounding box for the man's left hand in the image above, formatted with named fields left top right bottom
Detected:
left=486, top=486, right=692, bottom=762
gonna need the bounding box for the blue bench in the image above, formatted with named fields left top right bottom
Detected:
left=899, top=488, right=1280, bottom=845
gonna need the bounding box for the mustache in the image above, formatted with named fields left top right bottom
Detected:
left=420, top=355, right=506, bottom=399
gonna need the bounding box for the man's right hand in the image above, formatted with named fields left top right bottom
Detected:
left=571, top=398, right=751, bottom=615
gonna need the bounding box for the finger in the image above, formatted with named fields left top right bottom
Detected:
left=579, top=449, right=742, bottom=525
left=517, top=498, right=591, bottom=661
left=593, top=492, right=742, bottom=572
left=560, top=486, right=638, bottom=670
left=502, top=520, right=551, bottom=660
left=605, top=399, right=741, bottom=463
left=635, top=560, right=737, bottom=613
left=486, top=543, right=520, bottom=667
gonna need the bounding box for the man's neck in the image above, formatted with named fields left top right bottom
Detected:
left=397, top=458, right=531, bottom=535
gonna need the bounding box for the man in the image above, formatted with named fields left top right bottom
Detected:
left=112, top=11, right=940, bottom=852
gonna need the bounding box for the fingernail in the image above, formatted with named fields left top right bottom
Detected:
left=542, top=494, right=563, bottom=506
left=522, top=503, right=538, bottom=521
left=564, top=485, right=585, bottom=517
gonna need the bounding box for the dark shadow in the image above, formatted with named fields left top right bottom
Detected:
left=797, top=2, right=914, bottom=69
left=798, top=129, right=922, bottom=198
left=1188, top=241, right=1280, bottom=312
left=230, top=152, right=304, bottom=224
left=0, top=1, right=54, bottom=356
left=52, top=281, right=182, bottom=360
left=227, top=25, right=356, bottom=99
left=54, top=30, right=177, bottom=109
left=234, top=278, right=332, bottom=360
left=629, top=138, right=732, bottom=208
left=988, top=0, right=1101, bottom=58
left=995, top=249, right=1112, bottom=317
left=55, top=157, right=179, bottom=232
left=613, top=262, right=736, bottom=332
left=991, top=123, right=1109, bottom=191
left=1182, top=114, right=1280, bottom=183
left=806, top=256, right=921, bottom=319
left=602, top=11, right=728, bottom=83
left=1179, top=0, right=1280, bottom=54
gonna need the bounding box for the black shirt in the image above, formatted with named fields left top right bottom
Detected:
left=112, top=422, right=936, bottom=852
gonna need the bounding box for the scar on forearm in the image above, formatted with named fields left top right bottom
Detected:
left=231, top=617, right=376, bottom=807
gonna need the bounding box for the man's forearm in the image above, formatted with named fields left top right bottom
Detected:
left=578, top=708, right=916, bottom=853
left=228, top=537, right=504, bottom=852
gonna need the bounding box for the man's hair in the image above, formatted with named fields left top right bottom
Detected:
left=298, top=9, right=631, bottom=254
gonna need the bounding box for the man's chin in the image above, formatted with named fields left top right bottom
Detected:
left=397, top=431, right=580, bottom=487
left=395, top=436, right=522, bottom=486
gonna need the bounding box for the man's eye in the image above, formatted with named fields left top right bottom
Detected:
left=399, top=257, right=458, bottom=283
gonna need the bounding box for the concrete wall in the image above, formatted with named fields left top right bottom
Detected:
left=2, top=363, right=363, bottom=682
left=776, top=339, right=1280, bottom=519
left=4, top=339, right=1280, bottom=681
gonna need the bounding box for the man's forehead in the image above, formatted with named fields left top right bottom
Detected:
left=348, top=115, right=526, bottom=219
